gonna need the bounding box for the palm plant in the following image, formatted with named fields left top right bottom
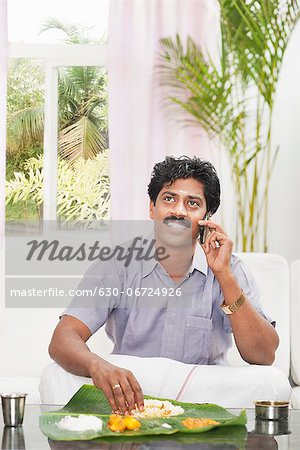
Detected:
left=6, top=59, right=44, bottom=156
left=6, top=18, right=108, bottom=165
left=159, top=0, right=300, bottom=251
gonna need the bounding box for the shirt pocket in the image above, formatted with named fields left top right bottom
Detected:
left=183, top=316, right=212, bottom=364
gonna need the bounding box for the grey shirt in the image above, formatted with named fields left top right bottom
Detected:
left=63, top=236, right=273, bottom=365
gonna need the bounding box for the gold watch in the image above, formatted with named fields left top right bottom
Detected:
left=220, top=290, right=246, bottom=315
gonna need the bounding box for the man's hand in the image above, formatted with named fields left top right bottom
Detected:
left=197, top=221, right=279, bottom=365
left=198, top=219, right=233, bottom=276
left=87, top=356, right=144, bottom=415
left=49, top=316, right=144, bottom=415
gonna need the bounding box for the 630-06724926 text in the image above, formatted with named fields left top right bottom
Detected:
left=9, top=287, right=183, bottom=297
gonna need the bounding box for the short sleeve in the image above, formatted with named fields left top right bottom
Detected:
left=222, top=254, right=275, bottom=334
left=61, top=257, right=122, bottom=334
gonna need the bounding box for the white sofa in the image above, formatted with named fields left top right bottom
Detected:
left=291, top=260, right=300, bottom=408
left=1, top=249, right=299, bottom=406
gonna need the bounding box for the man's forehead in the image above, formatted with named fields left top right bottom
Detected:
left=160, top=178, right=205, bottom=195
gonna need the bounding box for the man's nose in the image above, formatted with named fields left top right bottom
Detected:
left=171, top=201, right=187, bottom=216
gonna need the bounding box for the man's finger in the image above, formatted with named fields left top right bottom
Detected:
left=204, top=231, right=230, bottom=253
left=128, top=374, right=144, bottom=411
left=120, top=379, right=136, bottom=412
left=101, top=384, right=119, bottom=414
left=198, top=220, right=227, bottom=236
left=112, top=384, right=128, bottom=415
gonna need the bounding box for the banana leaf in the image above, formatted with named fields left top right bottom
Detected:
left=40, top=384, right=247, bottom=441
left=48, top=426, right=248, bottom=449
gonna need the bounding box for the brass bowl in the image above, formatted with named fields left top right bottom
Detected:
left=254, top=401, right=290, bottom=421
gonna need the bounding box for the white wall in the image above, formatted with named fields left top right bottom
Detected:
left=267, top=21, right=300, bottom=262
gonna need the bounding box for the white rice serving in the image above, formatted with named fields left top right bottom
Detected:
left=57, top=415, right=103, bottom=431
left=131, top=399, right=184, bottom=418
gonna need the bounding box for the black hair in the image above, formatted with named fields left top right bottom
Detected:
left=147, top=155, right=220, bottom=214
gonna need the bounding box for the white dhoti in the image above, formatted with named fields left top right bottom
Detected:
left=39, top=354, right=291, bottom=408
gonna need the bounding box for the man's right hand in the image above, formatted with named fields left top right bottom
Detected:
left=87, top=355, right=144, bottom=415
left=49, top=316, right=144, bottom=415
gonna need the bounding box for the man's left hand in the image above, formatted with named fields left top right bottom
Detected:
left=198, top=220, right=233, bottom=276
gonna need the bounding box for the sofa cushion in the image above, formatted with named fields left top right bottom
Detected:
left=291, top=386, right=300, bottom=408
left=226, top=253, right=290, bottom=376
left=291, top=260, right=300, bottom=385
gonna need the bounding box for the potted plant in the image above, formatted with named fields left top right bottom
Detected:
left=159, top=0, right=300, bottom=251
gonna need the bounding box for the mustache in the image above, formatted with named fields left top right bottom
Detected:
left=163, top=216, right=192, bottom=229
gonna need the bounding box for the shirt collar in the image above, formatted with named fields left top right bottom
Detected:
left=141, top=232, right=208, bottom=278
left=188, top=243, right=208, bottom=276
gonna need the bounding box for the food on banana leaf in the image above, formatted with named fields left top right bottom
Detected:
left=57, top=415, right=103, bottom=431
left=131, top=399, right=184, bottom=418
left=107, top=415, right=126, bottom=433
left=39, top=385, right=247, bottom=440
left=123, top=416, right=141, bottom=431
left=107, top=414, right=141, bottom=432
left=182, top=418, right=220, bottom=429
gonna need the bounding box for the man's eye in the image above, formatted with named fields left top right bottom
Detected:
left=188, top=200, right=200, bottom=207
left=164, top=196, right=174, bottom=202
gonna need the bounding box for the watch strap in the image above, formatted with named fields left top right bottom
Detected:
left=220, top=290, right=246, bottom=315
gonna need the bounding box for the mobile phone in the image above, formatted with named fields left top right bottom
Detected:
left=199, top=213, right=211, bottom=244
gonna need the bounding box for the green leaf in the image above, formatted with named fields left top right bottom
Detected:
left=159, top=1, right=300, bottom=252
left=59, top=117, right=106, bottom=166
left=159, top=35, right=234, bottom=141
left=39, top=384, right=247, bottom=441
left=7, top=106, right=44, bottom=153
left=40, top=18, right=92, bottom=44
left=220, top=0, right=300, bottom=105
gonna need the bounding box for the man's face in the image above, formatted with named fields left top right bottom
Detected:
left=149, top=177, right=207, bottom=247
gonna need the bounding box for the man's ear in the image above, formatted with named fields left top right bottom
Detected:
left=149, top=200, right=155, bottom=219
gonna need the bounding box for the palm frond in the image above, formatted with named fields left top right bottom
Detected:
left=220, top=0, right=300, bottom=106
left=58, top=70, right=82, bottom=127
left=159, top=1, right=300, bottom=252
left=58, top=116, right=107, bottom=166
left=40, top=18, right=91, bottom=44
left=7, top=106, right=44, bottom=154
left=159, top=35, right=234, bottom=139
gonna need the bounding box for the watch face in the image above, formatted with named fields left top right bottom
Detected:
left=222, top=305, right=233, bottom=315
left=221, top=302, right=231, bottom=314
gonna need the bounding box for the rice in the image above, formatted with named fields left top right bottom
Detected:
left=57, top=415, right=103, bottom=431
left=131, top=399, right=184, bottom=418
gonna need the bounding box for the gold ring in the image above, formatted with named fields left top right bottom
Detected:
left=112, top=384, right=121, bottom=390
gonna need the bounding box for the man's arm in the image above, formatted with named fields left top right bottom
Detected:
left=216, top=271, right=279, bottom=364
left=49, top=315, right=144, bottom=414
left=198, top=219, right=279, bottom=365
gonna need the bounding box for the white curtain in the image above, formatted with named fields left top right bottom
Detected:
left=108, top=0, right=220, bottom=220
left=0, top=0, right=7, bottom=377
left=0, top=0, right=7, bottom=249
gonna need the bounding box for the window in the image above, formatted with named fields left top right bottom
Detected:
left=6, top=0, right=110, bottom=231
left=8, top=0, right=109, bottom=44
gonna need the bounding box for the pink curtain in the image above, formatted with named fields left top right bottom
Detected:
left=108, top=0, right=220, bottom=220
left=0, top=0, right=7, bottom=248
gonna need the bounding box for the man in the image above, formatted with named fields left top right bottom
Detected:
left=48, top=156, right=279, bottom=415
